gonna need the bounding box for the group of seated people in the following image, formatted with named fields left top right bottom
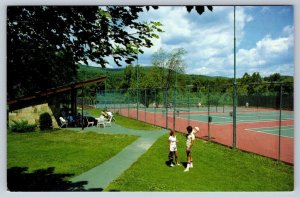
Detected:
left=63, top=112, right=86, bottom=127
left=101, top=111, right=113, bottom=120
left=60, top=109, right=114, bottom=128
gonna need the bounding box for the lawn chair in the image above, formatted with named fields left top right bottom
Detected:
left=86, top=117, right=94, bottom=127
left=59, top=117, right=68, bottom=128
left=105, top=115, right=113, bottom=127
left=106, top=111, right=115, bottom=122
left=96, top=115, right=106, bottom=128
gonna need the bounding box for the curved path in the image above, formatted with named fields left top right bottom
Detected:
left=69, top=124, right=167, bottom=190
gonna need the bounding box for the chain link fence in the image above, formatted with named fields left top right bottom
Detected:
left=96, top=82, right=294, bottom=164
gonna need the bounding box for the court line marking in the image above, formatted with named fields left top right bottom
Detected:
left=245, top=126, right=294, bottom=138
left=179, top=113, right=293, bottom=124
left=175, top=114, right=294, bottom=125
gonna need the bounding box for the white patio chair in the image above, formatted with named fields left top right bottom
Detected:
left=86, top=117, right=94, bottom=127
left=59, top=117, right=68, bottom=128
left=105, top=115, right=112, bottom=127
left=96, top=115, right=106, bottom=128
left=106, top=111, right=115, bottom=121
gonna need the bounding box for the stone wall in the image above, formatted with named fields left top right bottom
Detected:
left=8, top=103, right=59, bottom=128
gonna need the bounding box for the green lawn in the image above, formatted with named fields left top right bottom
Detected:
left=7, top=130, right=138, bottom=177
left=85, top=108, right=159, bottom=130
left=113, top=114, right=159, bottom=130
left=7, top=112, right=294, bottom=191
left=106, top=132, right=294, bottom=191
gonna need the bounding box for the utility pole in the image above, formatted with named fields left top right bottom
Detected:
left=233, top=5, right=237, bottom=148
left=136, top=55, right=139, bottom=120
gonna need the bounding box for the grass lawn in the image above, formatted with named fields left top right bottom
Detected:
left=113, top=114, right=160, bottom=130
left=7, top=112, right=294, bottom=191
left=85, top=108, right=159, bottom=130
left=7, top=129, right=138, bottom=177
left=105, top=132, right=294, bottom=191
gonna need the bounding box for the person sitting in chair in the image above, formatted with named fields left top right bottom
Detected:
left=101, top=111, right=109, bottom=119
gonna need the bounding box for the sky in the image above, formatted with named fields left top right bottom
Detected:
left=105, top=5, right=294, bottom=78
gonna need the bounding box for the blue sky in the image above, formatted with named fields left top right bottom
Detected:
left=103, top=5, right=294, bottom=78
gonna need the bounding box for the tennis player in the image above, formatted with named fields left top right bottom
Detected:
left=168, top=130, right=180, bottom=167
left=184, top=126, right=196, bottom=172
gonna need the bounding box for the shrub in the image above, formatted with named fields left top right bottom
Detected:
left=10, top=120, right=37, bottom=133
left=39, top=112, right=53, bottom=131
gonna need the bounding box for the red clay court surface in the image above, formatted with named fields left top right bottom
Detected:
left=113, top=108, right=294, bottom=165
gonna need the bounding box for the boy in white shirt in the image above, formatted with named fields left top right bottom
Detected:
left=168, top=130, right=180, bottom=167
left=184, top=126, right=199, bottom=172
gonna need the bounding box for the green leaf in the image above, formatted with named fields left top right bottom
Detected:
left=186, top=6, right=194, bottom=13
left=207, top=6, right=213, bottom=11
left=151, top=34, right=159, bottom=39
left=195, top=6, right=205, bottom=15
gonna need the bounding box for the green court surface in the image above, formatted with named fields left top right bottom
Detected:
left=139, top=106, right=233, bottom=113
left=246, top=126, right=294, bottom=138
left=177, top=111, right=294, bottom=124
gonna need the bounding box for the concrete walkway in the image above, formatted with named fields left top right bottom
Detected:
left=69, top=124, right=167, bottom=190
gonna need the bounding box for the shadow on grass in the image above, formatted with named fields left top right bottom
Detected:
left=7, top=167, right=104, bottom=191
left=165, top=160, right=188, bottom=168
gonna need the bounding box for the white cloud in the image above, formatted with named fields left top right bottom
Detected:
left=257, top=35, right=291, bottom=55
left=139, top=7, right=192, bottom=42
left=186, top=6, right=253, bottom=76
left=137, top=6, right=293, bottom=78
left=139, top=7, right=192, bottom=60
left=140, top=36, right=162, bottom=58
left=234, top=31, right=293, bottom=76
left=283, top=25, right=294, bottom=35
left=226, top=6, right=253, bottom=46
left=258, top=63, right=294, bottom=76
left=260, top=7, right=271, bottom=14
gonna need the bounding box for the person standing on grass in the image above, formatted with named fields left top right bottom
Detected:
left=168, top=130, right=180, bottom=167
left=184, top=126, right=195, bottom=172
left=190, top=126, right=200, bottom=167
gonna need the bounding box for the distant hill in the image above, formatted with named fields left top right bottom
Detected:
left=77, top=64, right=293, bottom=89
left=77, top=64, right=226, bottom=80
left=77, top=64, right=123, bottom=80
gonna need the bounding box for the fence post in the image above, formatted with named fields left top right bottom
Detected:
left=145, top=89, right=147, bottom=122
left=233, top=82, right=237, bottom=148
left=232, top=6, right=237, bottom=149
left=173, top=86, right=177, bottom=131
left=188, top=86, right=190, bottom=126
left=278, top=83, right=283, bottom=162
left=127, top=89, right=129, bottom=117
left=114, top=90, right=116, bottom=113
left=137, top=88, right=139, bottom=121
left=81, top=88, right=84, bottom=131
left=136, top=63, right=139, bottom=121
left=208, top=84, right=211, bottom=141
left=165, top=87, right=168, bottom=129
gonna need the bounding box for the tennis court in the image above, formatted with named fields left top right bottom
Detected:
left=116, top=106, right=294, bottom=164
left=137, top=106, right=258, bottom=113
left=245, top=125, right=293, bottom=138
left=177, top=111, right=294, bottom=125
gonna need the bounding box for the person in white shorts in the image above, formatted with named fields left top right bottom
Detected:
left=168, top=130, right=180, bottom=167
left=184, top=126, right=198, bottom=172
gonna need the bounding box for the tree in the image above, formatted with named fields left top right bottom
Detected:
left=7, top=6, right=163, bottom=99
left=152, top=48, right=186, bottom=90
left=7, top=5, right=213, bottom=100
left=137, top=66, right=163, bottom=107
left=240, top=72, right=251, bottom=84
left=120, top=65, right=135, bottom=90
left=148, top=48, right=186, bottom=107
